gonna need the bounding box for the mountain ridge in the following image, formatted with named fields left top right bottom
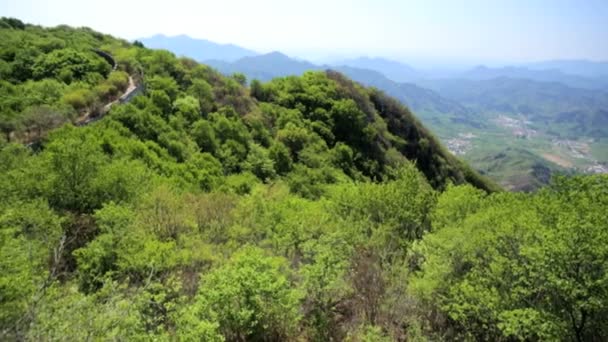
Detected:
left=330, top=56, right=422, bottom=82
left=461, top=65, right=608, bottom=90
left=138, top=34, right=258, bottom=62
left=205, top=51, right=469, bottom=118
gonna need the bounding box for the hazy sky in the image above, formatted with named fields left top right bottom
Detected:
left=2, top=0, right=608, bottom=65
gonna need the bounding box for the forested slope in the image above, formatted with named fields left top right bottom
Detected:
left=0, top=19, right=138, bottom=143
left=1, top=18, right=607, bottom=341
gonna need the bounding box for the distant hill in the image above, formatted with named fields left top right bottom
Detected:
left=330, top=57, right=422, bottom=82
left=331, top=66, right=472, bottom=119
left=420, top=77, right=608, bottom=138
left=206, top=51, right=320, bottom=81
left=206, top=52, right=467, bottom=119
left=525, top=60, right=608, bottom=78
left=461, top=65, right=608, bottom=90
left=424, top=78, right=608, bottom=114
left=138, top=34, right=257, bottom=62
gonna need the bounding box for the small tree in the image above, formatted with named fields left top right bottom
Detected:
left=0, top=110, right=19, bottom=142
left=249, top=79, right=266, bottom=101
left=193, top=247, right=302, bottom=341
left=20, top=105, right=66, bottom=139
left=232, top=73, right=247, bottom=86
left=243, top=143, right=276, bottom=181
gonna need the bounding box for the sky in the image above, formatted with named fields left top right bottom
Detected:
left=2, top=0, right=608, bottom=66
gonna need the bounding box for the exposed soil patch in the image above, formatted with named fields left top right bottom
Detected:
left=541, top=153, right=573, bottom=168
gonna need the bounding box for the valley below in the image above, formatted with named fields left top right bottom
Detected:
left=422, top=110, right=608, bottom=190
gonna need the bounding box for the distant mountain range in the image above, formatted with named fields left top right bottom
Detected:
left=138, top=34, right=257, bottom=62
left=329, top=66, right=471, bottom=118
left=525, top=60, right=608, bottom=78
left=460, top=65, right=608, bottom=90
left=138, top=34, right=608, bottom=88
left=141, top=34, right=608, bottom=138
left=205, top=52, right=469, bottom=119
left=205, top=51, right=319, bottom=81
left=331, top=57, right=422, bottom=82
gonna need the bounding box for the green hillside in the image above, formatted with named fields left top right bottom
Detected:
left=0, top=20, right=138, bottom=141
left=1, top=18, right=607, bottom=341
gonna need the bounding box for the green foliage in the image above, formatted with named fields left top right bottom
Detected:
left=331, top=163, right=436, bottom=247
left=32, top=48, right=110, bottom=82
left=191, top=119, right=218, bottom=153
left=269, top=141, right=293, bottom=175
left=431, top=183, right=486, bottom=230
left=20, top=105, right=68, bottom=137
left=249, top=79, right=267, bottom=101
left=188, top=78, right=215, bottom=114
left=150, top=89, right=172, bottom=116
left=107, top=70, right=129, bottom=90
left=287, top=164, right=339, bottom=199
left=0, top=17, right=26, bottom=30
left=223, top=172, right=260, bottom=195
left=0, top=200, right=63, bottom=329
left=300, top=230, right=355, bottom=339
left=345, top=325, right=393, bottom=342
left=146, top=75, right=179, bottom=101
left=277, top=122, right=312, bottom=157
left=243, top=143, right=276, bottom=180
left=232, top=72, right=247, bottom=86
left=173, top=95, right=200, bottom=122
left=173, top=307, right=225, bottom=342
left=62, top=87, right=95, bottom=111
left=27, top=282, right=151, bottom=340
left=330, top=98, right=369, bottom=145
left=192, top=246, right=302, bottom=341
left=409, top=175, right=608, bottom=341
left=45, top=127, right=107, bottom=212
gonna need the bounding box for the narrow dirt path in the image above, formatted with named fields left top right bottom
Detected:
left=75, top=50, right=140, bottom=126
left=76, top=75, right=139, bottom=126
left=21, top=51, right=140, bottom=145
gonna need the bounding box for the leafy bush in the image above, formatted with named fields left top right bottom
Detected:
left=192, top=247, right=302, bottom=341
